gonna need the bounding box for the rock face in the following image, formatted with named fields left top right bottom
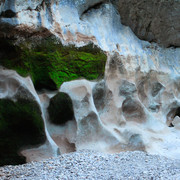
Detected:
left=60, top=80, right=120, bottom=151
left=0, top=68, right=59, bottom=165
left=0, top=0, right=180, bottom=165
left=1, top=0, right=179, bottom=47
left=112, top=0, right=180, bottom=47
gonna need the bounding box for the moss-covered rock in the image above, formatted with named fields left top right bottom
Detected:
left=48, top=92, right=74, bottom=125
left=0, top=38, right=107, bottom=90
left=0, top=98, right=46, bottom=166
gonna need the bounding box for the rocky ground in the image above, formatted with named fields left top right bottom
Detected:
left=0, top=150, right=180, bottom=180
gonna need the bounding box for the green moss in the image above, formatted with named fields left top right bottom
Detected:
left=0, top=39, right=106, bottom=90
left=0, top=98, right=46, bottom=166
left=48, top=92, right=74, bottom=125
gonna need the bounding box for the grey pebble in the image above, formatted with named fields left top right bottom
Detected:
left=0, top=150, right=180, bottom=180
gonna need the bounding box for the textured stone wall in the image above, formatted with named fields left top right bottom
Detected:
left=0, top=0, right=179, bottom=47
left=0, top=0, right=180, bottom=165
left=112, top=0, right=180, bottom=47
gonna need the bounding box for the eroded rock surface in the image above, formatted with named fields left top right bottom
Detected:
left=112, top=0, right=180, bottom=47
left=0, top=0, right=179, bottom=165
left=0, top=68, right=59, bottom=165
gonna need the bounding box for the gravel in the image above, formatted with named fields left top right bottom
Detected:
left=0, top=150, right=180, bottom=180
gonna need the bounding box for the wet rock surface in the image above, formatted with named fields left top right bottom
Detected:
left=0, top=150, right=180, bottom=180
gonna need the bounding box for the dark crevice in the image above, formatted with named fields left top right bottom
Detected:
left=167, top=107, right=180, bottom=127
left=174, top=107, right=180, bottom=118
left=81, top=1, right=104, bottom=17
left=34, top=79, right=57, bottom=91
left=169, top=122, right=174, bottom=127
left=0, top=10, right=17, bottom=18
left=27, top=7, right=33, bottom=11
left=167, top=123, right=172, bottom=128
left=48, top=92, right=74, bottom=125
left=145, top=21, right=152, bottom=40
left=35, top=0, right=45, bottom=11
left=146, top=22, right=152, bottom=34
left=166, top=45, right=179, bottom=49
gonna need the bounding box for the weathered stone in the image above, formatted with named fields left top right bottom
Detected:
left=60, top=79, right=120, bottom=151
left=112, top=0, right=180, bottom=47
left=0, top=0, right=179, bottom=164
left=122, top=97, right=146, bottom=123
left=119, top=80, right=136, bottom=97
left=0, top=68, right=59, bottom=166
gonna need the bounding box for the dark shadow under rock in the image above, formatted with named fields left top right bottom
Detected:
left=0, top=98, right=46, bottom=166
left=167, top=107, right=180, bottom=127
left=0, top=10, right=17, bottom=18
left=48, top=92, right=74, bottom=125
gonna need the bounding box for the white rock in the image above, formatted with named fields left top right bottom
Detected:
left=172, top=116, right=180, bottom=129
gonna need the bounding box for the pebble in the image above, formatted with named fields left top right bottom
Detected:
left=0, top=150, right=180, bottom=180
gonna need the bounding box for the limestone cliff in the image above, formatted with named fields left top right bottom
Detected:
left=112, top=0, right=180, bottom=47
left=0, top=0, right=180, bottom=166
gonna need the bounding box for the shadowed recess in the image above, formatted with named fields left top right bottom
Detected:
left=48, top=92, right=74, bottom=125
left=166, top=107, right=180, bottom=127
left=0, top=98, right=46, bottom=166
left=0, top=39, right=107, bottom=91
left=174, top=107, right=180, bottom=118
left=0, top=10, right=17, bottom=18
